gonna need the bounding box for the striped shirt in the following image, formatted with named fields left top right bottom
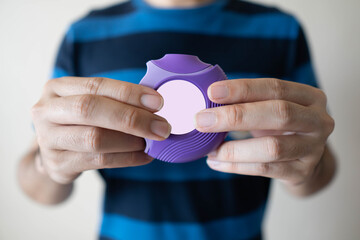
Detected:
left=52, top=0, right=318, bottom=239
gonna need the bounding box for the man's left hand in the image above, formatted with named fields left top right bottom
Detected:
left=195, top=78, right=334, bottom=186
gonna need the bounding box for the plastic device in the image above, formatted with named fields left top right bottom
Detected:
left=139, top=54, right=227, bottom=163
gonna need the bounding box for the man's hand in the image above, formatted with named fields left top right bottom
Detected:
left=31, top=77, right=171, bottom=185
left=195, top=78, right=335, bottom=194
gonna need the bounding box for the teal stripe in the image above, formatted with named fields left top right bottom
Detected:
left=89, top=68, right=266, bottom=81
left=51, top=67, right=71, bottom=79
left=70, top=10, right=298, bottom=43
left=100, top=203, right=266, bottom=240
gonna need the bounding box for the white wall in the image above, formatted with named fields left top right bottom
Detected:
left=0, top=0, right=359, bottom=239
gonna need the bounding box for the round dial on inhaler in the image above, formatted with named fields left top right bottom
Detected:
left=139, top=54, right=228, bottom=163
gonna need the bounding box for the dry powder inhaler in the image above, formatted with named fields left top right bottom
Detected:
left=139, top=54, right=228, bottom=163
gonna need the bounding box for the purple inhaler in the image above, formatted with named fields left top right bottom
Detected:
left=139, top=54, right=227, bottom=163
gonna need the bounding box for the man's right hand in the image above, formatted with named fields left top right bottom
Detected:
left=31, top=77, right=171, bottom=184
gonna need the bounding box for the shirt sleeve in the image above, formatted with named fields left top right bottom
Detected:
left=51, top=27, right=77, bottom=79
left=287, top=21, right=319, bottom=88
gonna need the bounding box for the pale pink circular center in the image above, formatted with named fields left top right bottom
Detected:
left=156, top=80, right=206, bottom=135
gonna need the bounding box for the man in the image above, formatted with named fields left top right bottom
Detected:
left=18, top=0, right=336, bottom=239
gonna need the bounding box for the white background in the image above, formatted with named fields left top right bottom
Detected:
left=0, top=0, right=359, bottom=239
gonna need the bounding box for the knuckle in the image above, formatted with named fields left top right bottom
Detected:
left=255, top=163, right=270, bottom=175
left=37, top=135, right=51, bottom=149
left=86, top=77, right=105, bottom=95
left=48, top=171, right=74, bottom=184
left=116, top=84, right=134, bottom=103
left=85, top=127, right=103, bottom=152
left=122, top=107, right=140, bottom=129
left=45, top=156, right=62, bottom=173
left=125, top=151, right=135, bottom=162
left=276, top=164, right=287, bottom=179
left=74, top=95, right=97, bottom=119
left=41, top=151, right=78, bottom=184
left=270, top=78, right=287, bottom=100
left=30, top=101, right=44, bottom=120
left=274, top=100, right=292, bottom=127
left=125, top=152, right=139, bottom=165
left=316, top=88, right=328, bottom=105
left=266, top=136, right=282, bottom=161
left=226, top=105, right=243, bottom=128
left=129, top=152, right=139, bottom=163
left=239, top=81, right=251, bottom=100
left=325, top=115, right=335, bottom=135
left=93, top=153, right=111, bottom=168
left=42, top=77, right=64, bottom=95
left=43, top=79, right=54, bottom=92
left=299, top=165, right=313, bottom=180
left=316, top=113, right=335, bottom=138
left=222, top=144, right=235, bottom=161
left=226, top=162, right=239, bottom=172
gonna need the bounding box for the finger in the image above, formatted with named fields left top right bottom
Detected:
left=208, top=78, right=326, bottom=107
left=195, top=100, right=319, bottom=133
left=42, top=149, right=153, bottom=177
left=44, top=125, right=145, bottom=153
left=207, top=135, right=315, bottom=163
left=44, top=95, right=171, bottom=140
left=44, top=77, right=164, bottom=112
left=206, top=159, right=305, bottom=184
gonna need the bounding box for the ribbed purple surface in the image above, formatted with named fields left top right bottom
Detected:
left=156, top=102, right=224, bottom=163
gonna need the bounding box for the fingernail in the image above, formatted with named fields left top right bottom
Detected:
left=141, top=94, right=163, bottom=111
left=207, top=159, right=221, bottom=167
left=151, top=120, right=171, bottom=138
left=195, top=111, right=217, bottom=128
left=210, top=84, right=229, bottom=100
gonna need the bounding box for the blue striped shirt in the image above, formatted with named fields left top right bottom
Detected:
left=52, top=0, right=318, bottom=239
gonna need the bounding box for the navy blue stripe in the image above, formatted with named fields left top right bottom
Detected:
left=68, top=32, right=299, bottom=77
left=103, top=176, right=271, bottom=222
left=224, top=0, right=280, bottom=14
left=55, top=35, right=76, bottom=76
left=293, top=26, right=311, bottom=69
left=70, top=11, right=297, bottom=43
left=100, top=203, right=266, bottom=240
left=86, top=1, right=136, bottom=18
left=99, top=237, right=113, bottom=240
left=251, top=232, right=263, bottom=240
